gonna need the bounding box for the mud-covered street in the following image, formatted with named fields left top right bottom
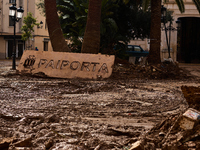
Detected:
left=0, top=60, right=200, bottom=150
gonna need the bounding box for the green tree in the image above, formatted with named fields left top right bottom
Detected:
left=36, top=0, right=45, bottom=15
left=39, top=0, right=151, bottom=55
left=57, top=0, right=88, bottom=52
left=100, top=0, right=150, bottom=55
left=80, top=0, right=150, bottom=54
left=57, top=0, right=151, bottom=55
left=21, top=12, right=39, bottom=50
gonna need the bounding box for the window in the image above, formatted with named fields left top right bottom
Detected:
left=9, top=0, right=16, bottom=3
left=127, top=45, right=133, bottom=51
left=134, top=46, right=142, bottom=52
left=45, top=21, right=47, bottom=29
left=44, top=42, right=48, bottom=51
left=43, top=38, right=50, bottom=51
left=9, top=16, right=14, bottom=26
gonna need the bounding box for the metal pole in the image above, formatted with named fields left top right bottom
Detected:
left=169, top=22, right=172, bottom=58
left=12, top=1, right=16, bottom=70
left=164, top=22, right=171, bottom=58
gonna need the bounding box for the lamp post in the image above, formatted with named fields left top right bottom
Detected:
left=9, top=2, right=24, bottom=70
left=37, top=21, right=44, bottom=29
left=161, top=5, right=181, bottom=59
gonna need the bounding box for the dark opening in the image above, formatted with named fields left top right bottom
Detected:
left=18, top=43, right=23, bottom=58
left=8, top=40, right=14, bottom=58
left=177, top=17, right=200, bottom=63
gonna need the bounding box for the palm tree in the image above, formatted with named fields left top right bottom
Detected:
left=81, top=0, right=102, bottom=54
left=148, top=0, right=162, bottom=64
left=44, top=0, right=71, bottom=52
left=142, top=0, right=200, bottom=64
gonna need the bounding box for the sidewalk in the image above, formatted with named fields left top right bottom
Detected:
left=0, top=59, right=20, bottom=67
left=0, top=59, right=20, bottom=75
left=179, top=63, right=200, bottom=78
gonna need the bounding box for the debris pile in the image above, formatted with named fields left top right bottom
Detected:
left=129, top=86, right=200, bottom=150
left=112, top=61, right=190, bottom=80
left=181, top=86, right=200, bottom=110
left=129, top=109, right=200, bottom=149
left=0, top=112, right=144, bottom=150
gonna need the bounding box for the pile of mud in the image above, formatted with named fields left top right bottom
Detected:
left=133, top=113, right=200, bottom=149
left=112, top=60, right=191, bottom=80
left=130, top=86, right=200, bottom=150
left=181, top=86, right=200, bottom=110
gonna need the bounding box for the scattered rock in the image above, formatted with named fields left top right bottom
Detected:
left=129, top=140, right=144, bottom=150
left=0, top=137, right=15, bottom=150
left=67, top=138, right=79, bottom=144
left=0, top=112, right=21, bottom=121
left=14, top=147, right=32, bottom=150
left=45, top=138, right=54, bottom=149
left=14, top=137, right=32, bottom=147
left=45, top=114, right=60, bottom=123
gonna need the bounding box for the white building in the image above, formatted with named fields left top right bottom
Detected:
left=130, top=0, right=200, bottom=63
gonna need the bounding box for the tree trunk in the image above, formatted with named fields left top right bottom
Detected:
left=148, top=0, right=161, bottom=64
left=81, top=0, right=102, bottom=54
left=27, top=39, right=30, bottom=50
left=45, top=0, right=71, bottom=52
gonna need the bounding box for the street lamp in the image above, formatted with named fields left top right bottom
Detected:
left=9, top=3, right=24, bottom=70
left=161, top=5, right=181, bottom=59
left=37, top=21, right=44, bottom=29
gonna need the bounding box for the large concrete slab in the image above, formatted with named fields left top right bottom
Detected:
left=17, top=50, right=115, bottom=79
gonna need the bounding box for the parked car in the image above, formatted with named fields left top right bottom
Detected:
left=126, top=45, right=149, bottom=57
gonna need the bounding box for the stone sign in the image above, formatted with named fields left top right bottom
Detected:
left=17, top=50, right=115, bottom=79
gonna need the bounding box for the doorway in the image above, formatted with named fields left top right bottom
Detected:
left=18, top=41, right=24, bottom=58
left=7, top=40, right=14, bottom=58
left=177, top=17, right=200, bottom=63
left=7, top=40, right=24, bottom=58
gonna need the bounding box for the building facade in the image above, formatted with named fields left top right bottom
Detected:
left=164, top=0, right=200, bottom=63
left=130, top=0, right=200, bottom=63
left=0, top=0, right=53, bottom=59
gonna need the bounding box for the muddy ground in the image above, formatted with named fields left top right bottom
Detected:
left=0, top=60, right=200, bottom=150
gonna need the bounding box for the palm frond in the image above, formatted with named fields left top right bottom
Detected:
left=192, top=0, right=200, bottom=13
left=142, top=0, right=150, bottom=11
left=123, top=0, right=129, bottom=5
left=175, top=0, right=185, bottom=13
left=104, top=18, right=118, bottom=32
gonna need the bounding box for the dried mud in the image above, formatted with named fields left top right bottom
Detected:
left=140, top=86, right=200, bottom=150
left=0, top=61, right=200, bottom=150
